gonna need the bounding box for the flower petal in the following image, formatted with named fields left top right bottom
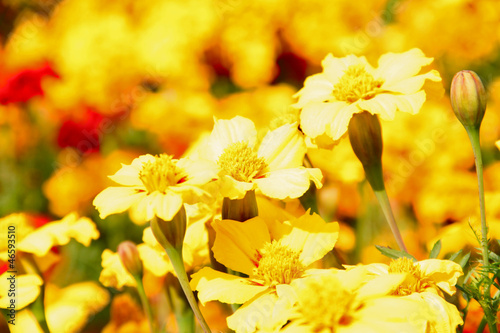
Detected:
left=154, top=191, right=184, bottom=222
left=376, top=48, right=434, bottom=85
left=358, top=91, right=426, bottom=120
left=213, top=217, right=271, bottom=275
left=280, top=211, right=339, bottom=266
left=0, top=273, right=43, bottom=310
left=190, top=267, right=267, bottom=305
left=299, top=101, right=347, bottom=139
left=254, top=168, right=314, bottom=200
left=417, top=259, right=463, bottom=296
left=258, top=122, right=306, bottom=171
left=292, top=73, right=333, bottom=108
left=382, top=70, right=441, bottom=94
left=208, top=116, right=257, bottom=159
left=93, top=187, right=146, bottom=219
left=108, top=164, right=144, bottom=186
left=218, top=174, right=255, bottom=200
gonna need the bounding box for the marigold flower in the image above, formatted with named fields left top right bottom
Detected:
left=93, top=154, right=218, bottom=224
left=200, top=116, right=322, bottom=200
left=190, top=211, right=339, bottom=332
left=293, top=48, right=441, bottom=142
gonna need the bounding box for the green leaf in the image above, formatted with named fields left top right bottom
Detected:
left=459, top=252, right=472, bottom=270
left=375, top=245, right=417, bottom=261
left=429, top=240, right=442, bottom=259
left=449, top=249, right=463, bottom=262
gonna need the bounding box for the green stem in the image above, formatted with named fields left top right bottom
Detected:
left=466, top=127, right=489, bottom=269
left=364, top=162, right=408, bottom=253
left=373, top=188, right=408, bottom=253
left=134, top=276, right=156, bottom=333
left=164, top=246, right=211, bottom=333
left=466, top=127, right=497, bottom=333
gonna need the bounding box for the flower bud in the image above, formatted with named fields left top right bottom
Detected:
left=118, top=241, right=143, bottom=277
left=450, top=70, right=487, bottom=129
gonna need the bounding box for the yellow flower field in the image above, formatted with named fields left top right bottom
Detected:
left=0, top=0, right=500, bottom=332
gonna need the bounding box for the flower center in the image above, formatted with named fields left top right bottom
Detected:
left=138, top=154, right=186, bottom=193
left=388, top=258, right=435, bottom=296
left=252, top=240, right=305, bottom=286
left=296, top=274, right=357, bottom=330
left=217, top=142, right=267, bottom=182
left=332, top=64, right=384, bottom=103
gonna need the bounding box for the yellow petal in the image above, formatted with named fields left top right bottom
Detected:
left=254, top=168, right=314, bottom=200
left=7, top=309, right=43, bottom=333
left=218, top=174, right=255, bottom=200
left=227, top=291, right=290, bottom=333
left=0, top=273, right=43, bottom=310
left=108, top=164, right=144, bottom=186
left=93, top=186, right=146, bottom=219
left=213, top=217, right=271, bottom=276
left=258, top=123, right=306, bottom=171
left=382, top=70, right=441, bottom=94
left=280, top=212, right=339, bottom=266
left=177, top=158, right=219, bottom=186
left=18, top=213, right=99, bottom=256
left=154, top=191, right=184, bottom=222
left=405, top=292, right=463, bottom=333
left=208, top=116, right=257, bottom=159
left=292, top=73, right=333, bottom=108
left=358, top=91, right=426, bottom=120
left=45, top=282, right=110, bottom=333
left=376, top=48, right=434, bottom=85
left=137, top=243, right=170, bottom=277
left=418, top=259, right=463, bottom=296
left=99, top=249, right=136, bottom=290
left=299, top=101, right=346, bottom=139
left=190, top=267, right=267, bottom=305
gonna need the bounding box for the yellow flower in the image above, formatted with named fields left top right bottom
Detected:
left=496, top=140, right=500, bottom=150
left=93, top=154, right=218, bottom=224
left=200, top=116, right=323, bottom=200
left=293, top=48, right=441, bottom=142
left=0, top=273, right=43, bottom=310
left=190, top=211, right=339, bottom=332
left=357, top=258, right=464, bottom=333
left=278, top=268, right=429, bottom=333
left=0, top=213, right=99, bottom=260
left=7, top=282, right=109, bottom=333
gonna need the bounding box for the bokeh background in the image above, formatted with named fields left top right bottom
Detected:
left=1, top=0, right=500, bottom=331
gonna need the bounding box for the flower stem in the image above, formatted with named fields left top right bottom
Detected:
left=222, top=190, right=258, bottom=221
left=134, top=276, right=156, bottom=333
left=466, top=127, right=489, bottom=269
left=465, top=126, right=497, bottom=333
left=163, top=246, right=211, bottom=333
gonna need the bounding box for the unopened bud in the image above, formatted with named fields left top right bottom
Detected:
left=118, top=241, right=143, bottom=277
left=450, top=70, right=487, bottom=129
left=348, top=111, right=384, bottom=191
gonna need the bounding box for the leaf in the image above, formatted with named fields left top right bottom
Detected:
left=458, top=252, right=471, bottom=270
left=449, top=249, right=463, bottom=262
left=375, top=245, right=417, bottom=261
left=429, top=240, right=442, bottom=259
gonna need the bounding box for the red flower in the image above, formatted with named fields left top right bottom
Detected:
left=0, top=63, right=59, bottom=105
left=57, top=109, right=105, bottom=154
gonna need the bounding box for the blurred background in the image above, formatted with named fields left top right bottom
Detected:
left=1, top=0, right=500, bottom=331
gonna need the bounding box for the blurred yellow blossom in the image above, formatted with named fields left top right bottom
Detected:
left=0, top=273, right=42, bottom=310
